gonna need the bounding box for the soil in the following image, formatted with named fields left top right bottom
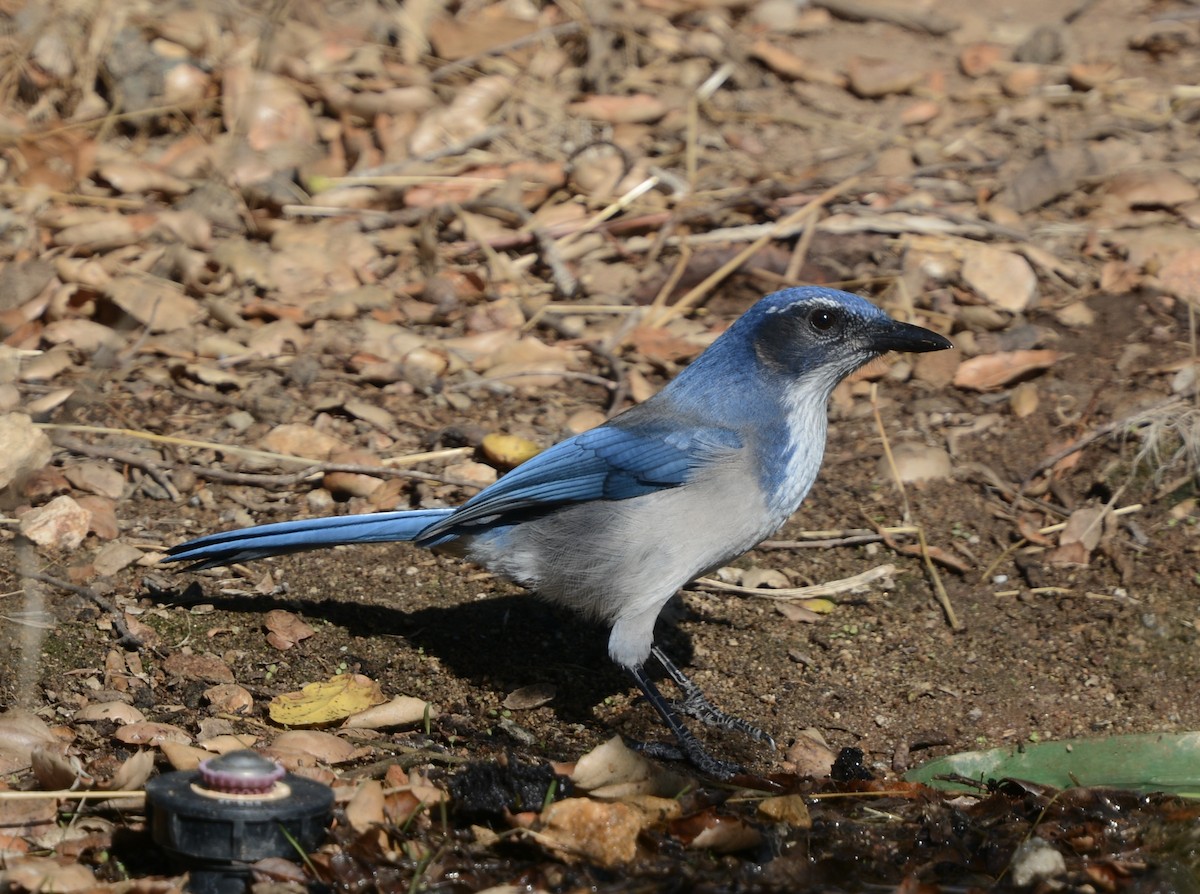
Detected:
left=1, top=0, right=1199, bottom=890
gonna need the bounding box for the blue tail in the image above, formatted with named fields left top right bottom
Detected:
left=163, top=508, right=456, bottom=570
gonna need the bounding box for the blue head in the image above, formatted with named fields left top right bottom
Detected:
left=667, top=287, right=951, bottom=412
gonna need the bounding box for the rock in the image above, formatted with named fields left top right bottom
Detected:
left=1009, top=836, right=1066, bottom=887
left=847, top=56, right=923, bottom=98
left=961, top=245, right=1038, bottom=312
left=93, top=541, right=144, bottom=576
left=19, top=495, right=91, bottom=550
left=1013, top=25, right=1062, bottom=64
left=63, top=462, right=126, bottom=500
left=0, top=413, right=53, bottom=492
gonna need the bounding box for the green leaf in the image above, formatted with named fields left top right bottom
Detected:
left=904, top=732, right=1200, bottom=797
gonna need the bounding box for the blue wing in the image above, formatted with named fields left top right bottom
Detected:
left=416, top=413, right=742, bottom=543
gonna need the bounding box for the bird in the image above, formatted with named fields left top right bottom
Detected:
left=165, top=286, right=952, bottom=777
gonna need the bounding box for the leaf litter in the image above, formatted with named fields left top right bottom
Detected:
left=0, top=0, right=1199, bottom=889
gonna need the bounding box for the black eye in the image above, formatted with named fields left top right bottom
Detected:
left=810, top=308, right=839, bottom=332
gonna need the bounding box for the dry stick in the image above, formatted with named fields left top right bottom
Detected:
left=646, top=174, right=860, bottom=328
left=696, top=564, right=896, bottom=601
left=0, top=790, right=145, bottom=801
left=36, top=423, right=470, bottom=470
left=50, top=433, right=180, bottom=501
left=783, top=215, right=818, bottom=284
left=648, top=243, right=693, bottom=318
left=428, top=21, right=582, bottom=82
left=871, top=384, right=960, bottom=629
left=686, top=63, right=735, bottom=189
left=811, top=0, right=959, bottom=35
left=759, top=524, right=920, bottom=549
left=555, top=175, right=661, bottom=251
left=186, top=461, right=485, bottom=492
left=25, top=572, right=143, bottom=649
left=1016, top=394, right=1186, bottom=504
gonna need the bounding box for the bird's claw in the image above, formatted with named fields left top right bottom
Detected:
left=671, top=690, right=777, bottom=750
left=629, top=738, right=745, bottom=780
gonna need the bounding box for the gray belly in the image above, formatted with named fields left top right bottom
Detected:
left=467, top=466, right=785, bottom=625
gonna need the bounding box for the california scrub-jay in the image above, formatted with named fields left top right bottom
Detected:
left=165, top=287, right=951, bottom=776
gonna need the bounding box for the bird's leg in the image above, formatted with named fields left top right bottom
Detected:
left=651, top=645, right=776, bottom=749
left=626, top=664, right=742, bottom=779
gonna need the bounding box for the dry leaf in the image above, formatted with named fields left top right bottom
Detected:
left=952, top=350, right=1061, bottom=391
left=409, top=75, right=511, bottom=156
left=345, top=779, right=386, bottom=833
left=113, top=721, right=191, bottom=746
left=203, top=683, right=254, bottom=714
left=105, top=749, right=154, bottom=791
left=538, top=798, right=644, bottom=867
left=568, top=94, right=667, bottom=124
left=785, top=729, right=837, bottom=778
left=750, top=39, right=845, bottom=86
left=31, top=747, right=84, bottom=791
left=882, top=442, right=953, bottom=483
left=1106, top=169, right=1200, bottom=209
left=264, top=609, right=317, bottom=650
left=341, top=695, right=433, bottom=730
left=757, top=794, right=813, bottom=828
left=1010, top=381, right=1040, bottom=417
left=1047, top=506, right=1114, bottom=566
left=105, top=276, right=203, bottom=332
left=0, top=856, right=97, bottom=893
left=571, top=737, right=690, bottom=799
left=268, top=730, right=363, bottom=765
left=503, top=684, right=556, bottom=711
left=160, top=741, right=213, bottom=771
left=162, top=652, right=235, bottom=684
left=62, top=462, right=125, bottom=499
left=74, top=702, right=146, bottom=725
left=673, top=809, right=763, bottom=853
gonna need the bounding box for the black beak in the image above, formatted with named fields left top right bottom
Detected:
left=872, top=319, right=953, bottom=355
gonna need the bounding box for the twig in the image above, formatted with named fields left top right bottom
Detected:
left=428, top=21, right=582, bottom=82
left=871, top=383, right=911, bottom=523
left=1017, top=395, right=1184, bottom=499
left=556, top=175, right=661, bottom=250
left=535, top=315, right=629, bottom=414
left=182, top=461, right=485, bottom=491
left=811, top=0, right=959, bottom=34
left=25, top=572, right=143, bottom=649
left=696, top=564, right=895, bottom=601
left=49, top=433, right=180, bottom=501
left=533, top=226, right=580, bottom=298
left=783, top=216, right=818, bottom=283
left=446, top=370, right=617, bottom=391
left=646, top=174, right=859, bottom=327
left=37, top=423, right=473, bottom=470
left=870, top=385, right=962, bottom=629
left=0, top=789, right=145, bottom=801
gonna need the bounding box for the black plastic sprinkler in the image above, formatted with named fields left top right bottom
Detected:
left=144, top=749, right=334, bottom=894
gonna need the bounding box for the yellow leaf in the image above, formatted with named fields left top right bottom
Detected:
left=797, top=598, right=836, bottom=614
left=481, top=433, right=540, bottom=468
left=268, top=674, right=386, bottom=726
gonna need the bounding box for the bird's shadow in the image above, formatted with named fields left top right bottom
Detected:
left=153, top=573, right=703, bottom=733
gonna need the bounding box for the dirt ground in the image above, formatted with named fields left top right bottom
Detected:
left=1, top=0, right=1200, bottom=890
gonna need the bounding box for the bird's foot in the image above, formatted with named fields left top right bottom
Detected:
left=629, top=737, right=744, bottom=780
left=671, top=687, right=776, bottom=749
left=649, top=644, right=776, bottom=749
